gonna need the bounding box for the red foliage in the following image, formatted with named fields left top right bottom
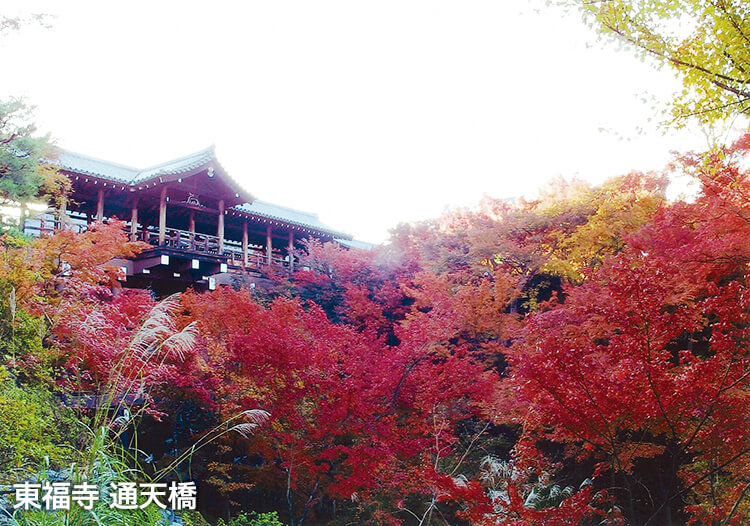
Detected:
left=502, top=135, right=750, bottom=525
left=10, top=137, right=750, bottom=524
left=179, top=286, right=498, bottom=523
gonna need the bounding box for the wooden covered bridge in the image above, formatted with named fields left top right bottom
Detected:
left=23, top=146, right=354, bottom=293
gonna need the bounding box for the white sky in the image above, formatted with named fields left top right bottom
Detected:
left=0, top=0, right=732, bottom=243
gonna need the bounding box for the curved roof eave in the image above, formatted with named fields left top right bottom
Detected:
left=55, top=146, right=254, bottom=202
left=232, top=201, right=352, bottom=240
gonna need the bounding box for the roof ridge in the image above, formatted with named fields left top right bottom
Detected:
left=58, top=145, right=217, bottom=174
left=252, top=199, right=320, bottom=219
left=137, top=145, right=216, bottom=174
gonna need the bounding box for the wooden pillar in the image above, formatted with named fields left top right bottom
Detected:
left=217, top=199, right=225, bottom=255
left=242, top=220, right=248, bottom=268
left=96, top=188, right=104, bottom=221
left=158, top=186, right=167, bottom=245
left=130, top=199, right=138, bottom=241
left=188, top=210, right=195, bottom=249
left=288, top=231, right=294, bottom=272
left=266, top=225, right=272, bottom=265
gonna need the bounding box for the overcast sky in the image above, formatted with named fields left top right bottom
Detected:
left=0, top=0, right=731, bottom=242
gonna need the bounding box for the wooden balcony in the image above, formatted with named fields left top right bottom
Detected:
left=223, top=244, right=291, bottom=269
left=23, top=215, right=295, bottom=274
left=137, top=226, right=293, bottom=271
left=139, top=226, right=222, bottom=254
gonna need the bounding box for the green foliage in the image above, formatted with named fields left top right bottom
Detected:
left=217, top=511, right=285, bottom=526
left=0, top=98, right=68, bottom=228
left=7, top=426, right=172, bottom=526
left=0, top=234, right=50, bottom=383
left=0, top=227, right=31, bottom=242
left=0, top=366, right=73, bottom=474
left=0, top=305, right=44, bottom=365
left=7, top=492, right=166, bottom=526
left=565, top=0, right=750, bottom=125
left=0, top=100, right=48, bottom=203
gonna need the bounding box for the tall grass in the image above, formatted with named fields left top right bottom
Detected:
left=2, top=293, right=269, bottom=526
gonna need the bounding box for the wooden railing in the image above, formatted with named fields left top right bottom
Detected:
left=139, top=226, right=222, bottom=254
left=224, top=245, right=292, bottom=269
left=23, top=216, right=296, bottom=273
left=139, top=226, right=294, bottom=270
left=23, top=216, right=87, bottom=236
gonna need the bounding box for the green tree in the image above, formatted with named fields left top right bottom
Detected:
left=0, top=98, right=67, bottom=228
left=567, top=0, right=750, bottom=125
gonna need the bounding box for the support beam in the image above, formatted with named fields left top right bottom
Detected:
left=288, top=231, right=295, bottom=272
left=242, top=220, right=248, bottom=268
left=217, top=199, right=225, bottom=255
left=266, top=225, right=272, bottom=265
left=158, top=186, right=167, bottom=245
left=96, top=188, right=104, bottom=221
left=130, top=199, right=138, bottom=241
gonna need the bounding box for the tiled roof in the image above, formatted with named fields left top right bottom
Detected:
left=56, top=151, right=139, bottom=183
left=335, top=238, right=373, bottom=250
left=234, top=201, right=351, bottom=239
left=56, top=146, right=218, bottom=185
left=133, top=147, right=217, bottom=182
left=55, top=147, right=352, bottom=238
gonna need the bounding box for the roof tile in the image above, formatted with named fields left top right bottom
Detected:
left=234, top=200, right=351, bottom=239
left=55, top=147, right=352, bottom=239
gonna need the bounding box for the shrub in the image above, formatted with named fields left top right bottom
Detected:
left=0, top=366, right=73, bottom=474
